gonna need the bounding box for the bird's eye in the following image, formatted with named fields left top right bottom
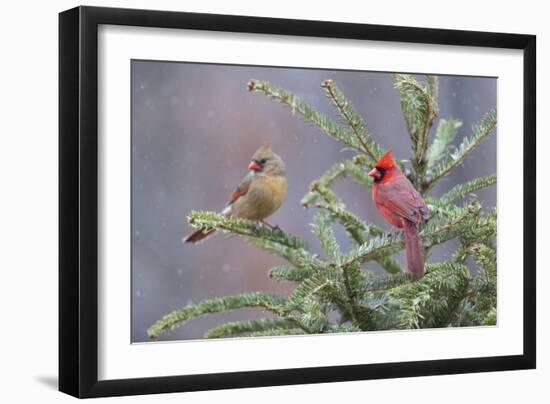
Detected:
left=259, top=159, right=267, bottom=164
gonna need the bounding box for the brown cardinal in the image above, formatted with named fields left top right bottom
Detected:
left=368, top=150, right=429, bottom=277
left=183, top=144, right=287, bottom=244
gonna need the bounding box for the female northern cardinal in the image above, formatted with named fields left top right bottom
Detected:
left=183, top=144, right=287, bottom=244
left=368, top=150, right=429, bottom=277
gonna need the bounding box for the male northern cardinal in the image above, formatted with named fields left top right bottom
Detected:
left=183, top=144, right=287, bottom=244
left=368, top=150, right=429, bottom=277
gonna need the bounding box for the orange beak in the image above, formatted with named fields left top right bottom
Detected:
left=248, top=160, right=261, bottom=172
left=368, top=167, right=381, bottom=179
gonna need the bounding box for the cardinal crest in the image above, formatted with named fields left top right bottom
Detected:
left=375, top=150, right=396, bottom=169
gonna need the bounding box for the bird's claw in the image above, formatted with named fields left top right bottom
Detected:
left=388, top=231, right=401, bottom=239
left=261, top=220, right=283, bottom=233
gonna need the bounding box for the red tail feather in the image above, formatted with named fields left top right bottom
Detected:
left=402, top=219, right=425, bottom=277
left=182, top=228, right=216, bottom=244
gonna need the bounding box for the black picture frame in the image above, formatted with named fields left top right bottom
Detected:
left=59, top=5, right=536, bottom=398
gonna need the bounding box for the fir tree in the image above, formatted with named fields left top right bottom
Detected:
left=148, top=75, right=497, bottom=340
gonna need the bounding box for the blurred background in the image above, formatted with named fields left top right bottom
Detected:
left=131, top=61, right=496, bottom=342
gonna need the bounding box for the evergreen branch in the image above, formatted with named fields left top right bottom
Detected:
left=393, top=74, right=438, bottom=164
left=302, top=181, right=340, bottom=209
left=247, top=80, right=366, bottom=152
left=482, top=308, right=497, bottom=326
left=426, top=76, right=439, bottom=104
left=188, top=210, right=307, bottom=250
left=204, top=318, right=298, bottom=339
left=147, top=292, right=286, bottom=339
left=342, top=158, right=373, bottom=186
left=269, top=265, right=310, bottom=282
left=285, top=271, right=341, bottom=313
left=296, top=301, right=331, bottom=332
left=423, top=262, right=470, bottom=290
left=468, top=243, right=497, bottom=323
left=301, top=162, right=349, bottom=208
left=351, top=154, right=374, bottom=167
left=340, top=263, right=362, bottom=325
left=245, top=237, right=323, bottom=269
left=238, top=329, right=306, bottom=337
left=298, top=157, right=385, bottom=247
left=426, top=109, right=497, bottom=191
left=390, top=262, right=471, bottom=328
left=326, top=323, right=362, bottom=333
left=421, top=202, right=481, bottom=246
left=187, top=211, right=322, bottom=269
left=313, top=210, right=342, bottom=262
left=315, top=200, right=403, bottom=274
left=364, top=272, right=417, bottom=292
left=471, top=242, right=497, bottom=275
left=342, top=203, right=475, bottom=270
left=439, top=174, right=497, bottom=204
left=427, top=118, right=462, bottom=166
left=375, top=256, right=404, bottom=275
left=301, top=158, right=371, bottom=208
left=315, top=201, right=368, bottom=242
left=321, top=79, right=383, bottom=162
left=342, top=232, right=405, bottom=269
left=358, top=295, right=399, bottom=330
left=452, top=211, right=497, bottom=267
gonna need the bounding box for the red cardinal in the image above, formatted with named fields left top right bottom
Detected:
left=183, top=144, right=287, bottom=244
left=368, top=150, right=429, bottom=277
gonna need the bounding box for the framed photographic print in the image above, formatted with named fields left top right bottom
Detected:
left=59, top=5, right=536, bottom=398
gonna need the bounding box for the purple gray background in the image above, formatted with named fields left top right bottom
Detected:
left=131, top=60, right=496, bottom=342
